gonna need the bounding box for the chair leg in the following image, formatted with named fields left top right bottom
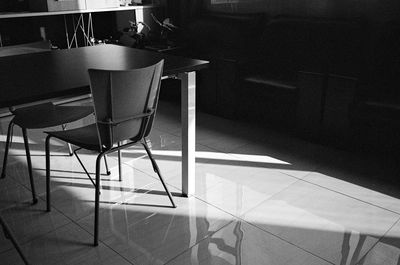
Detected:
left=103, top=155, right=111, bottom=175
left=61, top=124, right=73, bottom=156
left=1, top=121, right=14, bottom=179
left=142, top=140, right=176, bottom=208
left=118, top=142, right=122, bottom=182
left=94, top=153, right=104, bottom=246
left=45, top=135, right=52, bottom=212
left=22, top=128, right=38, bottom=205
left=0, top=216, right=30, bottom=265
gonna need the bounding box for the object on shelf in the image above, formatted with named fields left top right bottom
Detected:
left=120, top=0, right=137, bottom=5
left=118, top=20, right=150, bottom=48
left=150, top=13, right=178, bottom=45
left=86, top=0, right=119, bottom=9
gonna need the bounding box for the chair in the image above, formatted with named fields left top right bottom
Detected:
left=1, top=102, right=94, bottom=204
left=44, top=60, right=176, bottom=246
left=1, top=40, right=94, bottom=204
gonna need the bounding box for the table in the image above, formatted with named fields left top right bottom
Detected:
left=0, top=44, right=208, bottom=196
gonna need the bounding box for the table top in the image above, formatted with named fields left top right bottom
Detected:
left=0, top=44, right=208, bottom=108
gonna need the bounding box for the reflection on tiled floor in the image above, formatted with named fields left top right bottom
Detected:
left=1, top=100, right=400, bottom=265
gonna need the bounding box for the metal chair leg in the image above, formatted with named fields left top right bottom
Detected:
left=0, top=216, right=30, bottom=265
left=45, top=135, right=52, bottom=212
left=118, top=142, right=122, bottom=181
left=1, top=121, right=14, bottom=179
left=142, top=140, right=176, bottom=208
left=22, top=128, right=38, bottom=205
left=94, top=153, right=104, bottom=246
left=103, top=155, right=111, bottom=175
left=61, top=124, right=73, bottom=156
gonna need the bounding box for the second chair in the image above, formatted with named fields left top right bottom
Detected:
left=1, top=102, right=93, bottom=204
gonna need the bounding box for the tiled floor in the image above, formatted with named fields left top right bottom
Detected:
left=1, top=99, right=400, bottom=265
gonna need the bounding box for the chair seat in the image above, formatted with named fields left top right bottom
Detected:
left=12, top=102, right=93, bottom=129
left=46, top=123, right=102, bottom=151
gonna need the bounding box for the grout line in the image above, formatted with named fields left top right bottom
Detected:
left=299, top=177, right=400, bottom=216
left=45, top=194, right=136, bottom=264
left=163, top=220, right=235, bottom=265
left=191, top=194, right=335, bottom=265
left=355, top=216, right=400, bottom=264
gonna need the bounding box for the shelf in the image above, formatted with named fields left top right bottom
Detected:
left=0, top=5, right=159, bottom=19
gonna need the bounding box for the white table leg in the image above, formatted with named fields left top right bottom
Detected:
left=179, top=71, right=196, bottom=196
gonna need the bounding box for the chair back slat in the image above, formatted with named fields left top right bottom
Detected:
left=88, top=60, right=164, bottom=149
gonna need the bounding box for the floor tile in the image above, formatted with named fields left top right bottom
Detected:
left=0, top=222, right=132, bottom=265
left=196, top=169, right=300, bottom=216
left=83, top=196, right=234, bottom=265
left=0, top=248, right=27, bottom=265
left=229, top=140, right=318, bottom=179
left=0, top=199, right=71, bottom=253
left=357, top=219, right=400, bottom=265
left=167, top=221, right=333, bottom=265
left=123, top=143, right=216, bottom=190
left=194, top=126, right=250, bottom=153
left=164, top=150, right=241, bottom=194
left=303, top=171, right=400, bottom=214
left=0, top=177, right=33, bottom=210
left=242, top=180, right=400, bottom=265
left=4, top=149, right=120, bottom=198
left=41, top=176, right=136, bottom=222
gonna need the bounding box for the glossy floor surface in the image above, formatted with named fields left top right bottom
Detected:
left=0, top=99, right=400, bottom=265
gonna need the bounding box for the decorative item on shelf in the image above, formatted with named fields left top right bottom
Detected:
left=86, top=0, right=119, bottom=9
left=150, top=13, right=178, bottom=46
left=118, top=20, right=151, bottom=48
left=119, top=0, right=133, bottom=6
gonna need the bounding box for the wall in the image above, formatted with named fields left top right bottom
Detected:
left=207, top=0, right=400, bottom=23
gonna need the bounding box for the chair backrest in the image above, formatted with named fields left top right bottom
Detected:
left=88, top=60, right=164, bottom=150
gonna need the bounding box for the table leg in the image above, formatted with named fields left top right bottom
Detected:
left=179, top=71, right=196, bottom=196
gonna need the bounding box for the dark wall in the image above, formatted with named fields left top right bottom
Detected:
left=206, top=0, right=400, bottom=23
left=172, top=0, right=400, bottom=81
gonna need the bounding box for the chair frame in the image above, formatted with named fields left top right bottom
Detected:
left=45, top=61, right=176, bottom=246
left=1, top=116, right=74, bottom=204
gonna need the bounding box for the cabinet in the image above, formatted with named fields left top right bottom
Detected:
left=296, top=73, right=357, bottom=141
left=322, top=74, right=357, bottom=137
left=296, top=71, right=325, bottom=138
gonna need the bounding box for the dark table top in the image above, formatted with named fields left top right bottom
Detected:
left=0, top=44, right=208, bottom=108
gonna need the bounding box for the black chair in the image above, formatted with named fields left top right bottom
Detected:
left=45, top=60, right=176, bottom=246
left=1, top=102, right=94, bottom=204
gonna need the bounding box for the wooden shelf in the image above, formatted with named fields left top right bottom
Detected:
left=0, top=5, right=159, bottom=19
